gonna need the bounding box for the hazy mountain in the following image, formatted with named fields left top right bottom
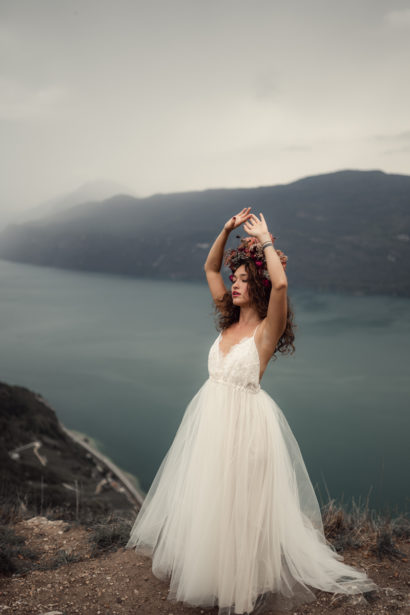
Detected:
left=0, top=170, right=409, bottom=296
left=0, top=179, right=136, bottom=231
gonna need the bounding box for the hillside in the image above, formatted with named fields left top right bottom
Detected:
left=0, top=381, right=143, bottom=522
left=0, top=170, right=409, bottom=296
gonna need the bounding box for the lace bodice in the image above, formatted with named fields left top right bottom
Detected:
left=207, top=324, right=261, bottom=394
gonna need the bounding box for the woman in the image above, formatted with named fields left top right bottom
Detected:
left=126, top=208, right=378, bottom=614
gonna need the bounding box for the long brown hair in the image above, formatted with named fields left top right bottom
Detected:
left=213, top=259, right=296, bottom=362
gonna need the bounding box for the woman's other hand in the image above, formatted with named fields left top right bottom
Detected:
left=243, top=212, right=270, bottom=241
left=223, top=207, right=253, bottom=232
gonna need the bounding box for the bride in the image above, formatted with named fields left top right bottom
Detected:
left=126, top=207, right=379, bottom=614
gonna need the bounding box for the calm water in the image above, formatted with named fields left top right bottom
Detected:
left=0, top=258, right=408, bottom=515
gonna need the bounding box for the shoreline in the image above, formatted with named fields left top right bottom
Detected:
left=29, top=391, right=146, bottom=508
left=57, top=422, right=145, bottom=508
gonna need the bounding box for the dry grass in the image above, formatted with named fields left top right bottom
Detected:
left=1, top=483, right=408, bottom=577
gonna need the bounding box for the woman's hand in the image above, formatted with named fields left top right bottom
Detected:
left=243, top=213, right=270, bottom=242
left=223, top=207, right=253, bottom=232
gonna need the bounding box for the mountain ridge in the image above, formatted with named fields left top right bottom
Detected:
left=0, top=169, right=409, bottom=296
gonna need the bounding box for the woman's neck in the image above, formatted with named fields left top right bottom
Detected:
left=237, top=306, right=260, bottom=327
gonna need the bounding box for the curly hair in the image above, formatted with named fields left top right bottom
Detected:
left=213, top=259, right=296, bottom=362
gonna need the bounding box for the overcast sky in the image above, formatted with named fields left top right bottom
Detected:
left=1, top=0, right=410, bottom=215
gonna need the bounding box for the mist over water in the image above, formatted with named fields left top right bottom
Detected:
left=0, top=258, right=408, bottom=514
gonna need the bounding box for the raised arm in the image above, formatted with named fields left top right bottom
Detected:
left=243, top=213, right=288, bottom=348
left=204, top=207, right=252, bottom=308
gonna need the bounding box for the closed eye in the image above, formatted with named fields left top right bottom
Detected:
left=230, top=278, right=248, bottom=283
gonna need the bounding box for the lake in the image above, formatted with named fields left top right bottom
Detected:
left=0, top=258, right=408, bottom=515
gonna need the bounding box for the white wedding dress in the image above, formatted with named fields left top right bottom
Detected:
left=126, top=323, right=378, bottom=614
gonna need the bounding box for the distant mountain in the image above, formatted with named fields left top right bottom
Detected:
left=0, top=170, right=409, bottom=296
left=0, top=179, right=136, bottom=231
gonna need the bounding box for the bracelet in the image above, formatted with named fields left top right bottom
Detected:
left=262, top=241, right=273, bottom=249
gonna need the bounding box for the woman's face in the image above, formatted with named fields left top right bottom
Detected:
left=230, top=265, right=250, bottom=305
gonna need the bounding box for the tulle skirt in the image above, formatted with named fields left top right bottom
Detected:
left=125, top=378, right=378, bottom=614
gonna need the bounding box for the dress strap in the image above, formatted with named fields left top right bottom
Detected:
left=219, top=322, right=261, bottom=341
left=252, top=322, right=262, bottom=338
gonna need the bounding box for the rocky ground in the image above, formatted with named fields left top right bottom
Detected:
left=0, top=515, right=408, bottom=615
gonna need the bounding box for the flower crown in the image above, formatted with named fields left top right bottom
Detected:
left=223, top=233, right=288, bottom=288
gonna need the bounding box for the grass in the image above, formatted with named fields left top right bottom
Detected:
left=321, top=495, right=409, bottom=559
left=87, top=515, right=133, bottom=557
left=0, top=524, right=39, bottom=575
left=0, top=488, right=408, bottom=577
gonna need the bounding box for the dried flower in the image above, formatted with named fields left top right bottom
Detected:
left=223, top=232, right=288, bottom=283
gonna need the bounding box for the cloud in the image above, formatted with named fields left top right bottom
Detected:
left=370, top=131, right=410, bottom=155
left=0, top=22, right=18, bottom=49
left=0, top=78, right=68, bottom=121
left=383, top=146, right=410, bottom=156
left=280, top=145, right=312, bottom=153
left=385, top=9, right=410, bottom=28
left=371, top=131, right=410, bottom=143
left=252, top=71, right=279, bottom=100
